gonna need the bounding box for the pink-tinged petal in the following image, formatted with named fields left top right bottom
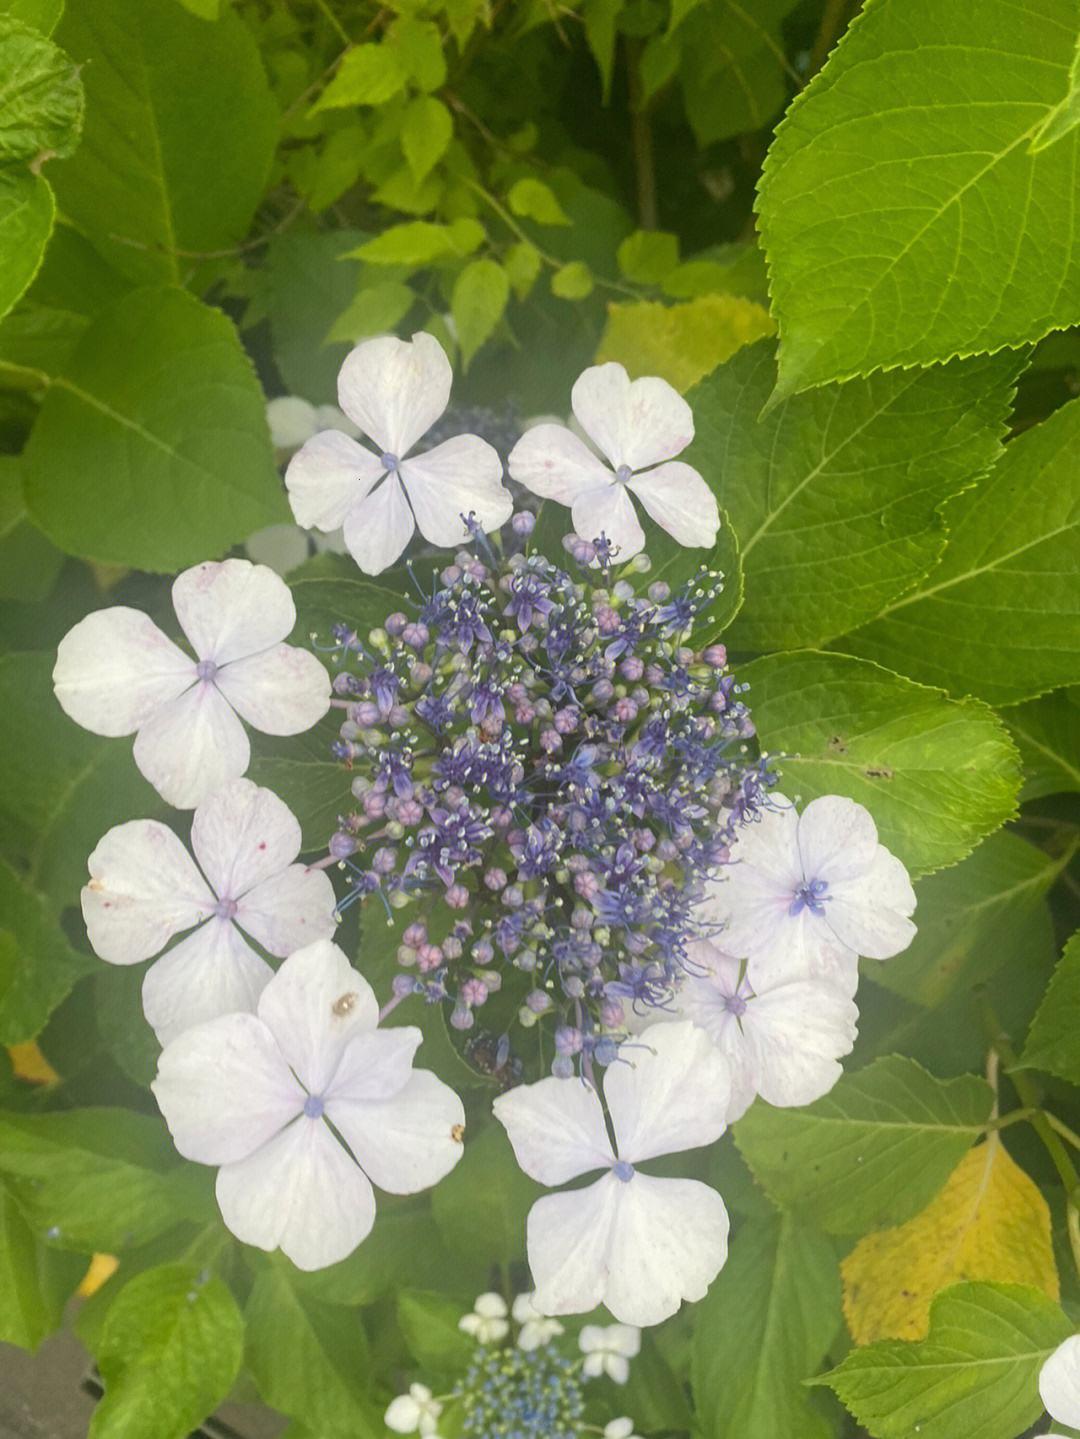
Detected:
left=327, top=1068, right=465, bottom=1194
left=189, top=778, right=300, bottom=900
left=216, top=1117, right=376, bottom=1271
left=326, top=1027, right=422, bottom=1104
left=342, top=474, right=415, bottom=575
left=670, top=945, right=756, bottom=1121
left=215, top=645, right=331, bottom=737
left=401, top=435, right=512, bottom=548
left=285, top=430, right=384, bottom=532
left=53, top=608, right=195, bottom=737
left=697, top=862, right=795, bottom=961
left=337, top=332, right=451, bottom=457
left=627, top=461, right=719, bottom=549
left=571, top=363, right=694, bottom=471
left=81, top=820, right=212, bottom=965
left=152, top=1012, right=303, bottom=1165
left=527, top=1177, right=619, bottom=1317
left=1041, top=1336, right=1080, bottom=1429
left=142, top=919, right=274, bottom=1046
left=571, top=484, right=645, bottom=560
left=507, top=424, right=613, bottom=504
left=826, top=846, right=917, bottom=960
left=133, top=683, right=250, bottom=809
left=744, top=924, right=859, bottom=990
left=257, top=940, right=378, bottom=1095
left=172, top=559, right=297, bottom=665
left=235, top=864, right=337, bottom=956
left=603, top=1174, right=728, bottom=1326
left=605, top=1021, right=729, bottom=1166
left=796, top=795, right=879, bottom=885
left=493, top=1073, right=613, bottom=1185
left=742, top=978, right=858, bottom=1111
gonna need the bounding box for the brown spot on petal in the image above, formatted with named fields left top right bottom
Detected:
left=451, top=1124, right=465, bottom=1143
left=87, top=879, right=105, bottom=892
left=332, top=991, right=359, bottom=1017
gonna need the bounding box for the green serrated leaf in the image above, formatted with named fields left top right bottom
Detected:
left=741, top=651, right=1021, bottom=876
left=326, top=279, right=414, bottom=345
left=0, top=16, right=82, bottom=161
left=1003, top=688, right=1080, bottom=801
left=23, top=286, right=285, bottom=570
left=90, top=1264, right=244, bottom=1439
left=312, top=43, right=406, bottom=111
left=839, top=397, right=1080, bottom=706
left=0, top=457, right=61, bottom=599
left=397, top=1289, right=475, bottom=1375
left=402, top=94, right=453, bottom=181
left=267, top=229, right=364, bottom=402
left=507, top=176, right=571, bottom=227
left=678, top=1, right=795, bottom=145
left=0, top=168, right=53, bottom=322
left=597, top=295, right=773, bottom=392
left=734, top=1055, right=994, bottom=1234
left=759, top=0, right=1080, bottom=395
left=1017, top=930, right=1080, bottom=1082
left=0, top=856, right=93, bottom=1045
left=813, top=1281, right=1071, bottom=1439
left=0, top=0, right=64, bottom=37
left=686, top=340, right=1021, bottom=652
left=691, top=1211, right=840, bottom=1439
left=451, top=257, right=509, bottom=365
left=53, top=0, right=277, bottom=286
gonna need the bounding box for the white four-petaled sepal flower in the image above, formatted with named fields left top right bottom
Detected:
left=672, top=941, right=859, bottom=1122
left=508, top=361, right=719, bottom=560
left=493, top=1021, right=731, bottom=1326
left=151, top=939, right=465, bottom=1271
left=579, top=1324, right=642, bottom=1384
left=512, top=1291, right=564, bottom=1350
left=459, top=1292, right=510, bottom=1344
left=700, top=794, right=916, bottom=986
left=604, top=1420, right=642, bottom=1439
left=285, top=332, right=512, bottom=575
left=81, top=778, right=337, bottom=1045
left=53, top=559, right=331, bottom=808
left=1040, top=1333, right=1080, bottom=1435
left=385, top=1382, right=443, bottom=1436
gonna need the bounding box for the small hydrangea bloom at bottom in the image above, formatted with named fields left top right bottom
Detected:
left=455, top=1344, right=585, bottom=1439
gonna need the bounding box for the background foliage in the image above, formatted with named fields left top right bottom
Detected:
left=0, top=0, right=1078, bottom=1436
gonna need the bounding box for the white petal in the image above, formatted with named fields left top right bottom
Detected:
left=571, top=484, right=645, bottom=560
left=742, top=978, right=858, bottom=1110
left=285, top=430, right=385, bottom=532
left=152, top=1012, right=303, bottom=1164
left=236, top=865, right=337, bottom=956
left=603, top=1174, right=729, bottom=1326
left=337, top=332, right=451, bottom=457
left=744, top=930, right=860, bottom=990
left=627, top=461, right=719, bottom=549
left=605, top=1021, right=729, bottom=1165
left=190, top=778, right=300, bottom=900
left=172, top=559, right=297, bottom=665
left=672, top=948, right=757, bottom=1122
left=343, top=474, right=416, bottom=575
left=571, top=363, right=694, bottom=471
left=826, top=846, right=917, bottom=960
left=267, top=395, right=317, bottom=449
left=493, top=1073, right=613, bottom=1185
left=1041, top=1336, right=1080, bottom=1429
left=216, top=1116, right=376, bottom=1270
left=401, top=435, right=512, bottom=548
left=507, top=424, right=613, bottom=504
left=54, top=608, right=195, bottom=737
left=327, top=1068, right=465, bottom=1194
left=327, top=1027, right=423, bottom=1103
left=796, top=795, right=879, bottom=885
left=133, top=683, right=250, bottom=809
left=215, top=645, right=331, bottom=736
left=257, top=939, right=378, bottom=1095
left=528, top=1177, right=619, bottom=1317
left=81, top=820, right=212, bottom=965
left=142, top=919, right=274, bottom=1046
left=385, top=1396, right=421, bottom=1434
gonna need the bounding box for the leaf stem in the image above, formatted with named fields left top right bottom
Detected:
left=1045, top=1111, right=1080, bottom=1153
left=808, top=0, right=850, bottom=78
left=626, top=38, right=658, bottom=230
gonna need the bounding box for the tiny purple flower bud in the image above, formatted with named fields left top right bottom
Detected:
left=362, top=790, right=387, bottom=818
left=403, top=622, right=429, bottom=649
left=385, top=612, right=408, bottom=636
left=554, top=1025, right=583, bottom=1056
left=595, top=605, right=619, bottom=634
left=619, top=656, right=644, bottom=681
left=552, top=1054, right=574, bottom=1079
left=647, top=581, right=671, bottom=603
left=372, top=846, right=398, bottom=874
left=600, top=997, right=625, bottom=1028
left=392, top=973, right=416, bottom=997
left=353, top=701, right=381, bottom=727
left=403, top=922, right=427, bottom=947
left=511, top=511, right=536, bottom=535
left=450, top=1004, right=475, bottom=1030
left=553, top=706, right=579, bottom=734
left=445, top=883, right=470, bottom=909
left=539, top=728, right=562, bottom=754
left=461, top=978, right=488, bottom=1006
left=329, top=831, right=357, bottom=859
left=417, top=943, right=444, bottom=972
left=526, top=989, right=552, bottom=1014
left=484, top=867, right=508, bottom=891
left=703, top=643, right=728, bottom=668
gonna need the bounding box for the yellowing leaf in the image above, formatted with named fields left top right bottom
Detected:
left=7, top=1041, right=58, bottom=1083
left=841, top=1139, right=1058, bottom=1346
left=596, top=294, right=773, bottom=393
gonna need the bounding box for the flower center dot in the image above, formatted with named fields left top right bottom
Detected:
left=614, top=464, right=633, bottom=485
left=304, top=1094, right=325, bottom=1119
left=196, top=659, right=218, bottom=682
left=214, top=896, right=238, bottom=920
left=612, top=1159, right=635, bottom=1182
left=789, top=877, right=830, bottom=917
left=724, top=992, right=748, bottom=1017
left=381, top=452, right=400, bottom=472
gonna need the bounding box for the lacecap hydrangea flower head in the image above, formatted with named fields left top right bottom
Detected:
left=52, top=331, right=917, bottom=1316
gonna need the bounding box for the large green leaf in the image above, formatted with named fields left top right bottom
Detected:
left=687, top=341, right=1019, bottom=650
left=245, top=1267, right=382, bottom=1437
left=0, top=15, right=82, bottom=160
left=0, top=168, right=52, bottom=321
left=265, top=229, right=364, bottom=402
left=814, top=1282, right=1072, bottom=1439
left=1017, top=930, right=1080, bottom=1082
left=431, top=1124, right=539, bottom=1270
left=90, top=1264, right=244, bottom=1439
left=0, top=1186, right=80, bottom=1350
left=691, top=1211, right=841, bottom=1439
left=864, top=831, right=1062, bottom=1008
left=0, top=458, right=61, bottom=600
left=23, top=286, right=286, bottom=569
left=758, top=0, right=1080, bottom=395
left=51, top=0, right=276, bottom=285
left=0, top=0, right=64, bottom=36
left=0, top=856, right=93, bottom=1044
left=741, top=651, right=1021, bottom=875
left=1004, top=688, right=1080, bottom=800
left=734, top=1056, right=993, bottom=1234
left=840, top=397, right=1080, bottom=705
